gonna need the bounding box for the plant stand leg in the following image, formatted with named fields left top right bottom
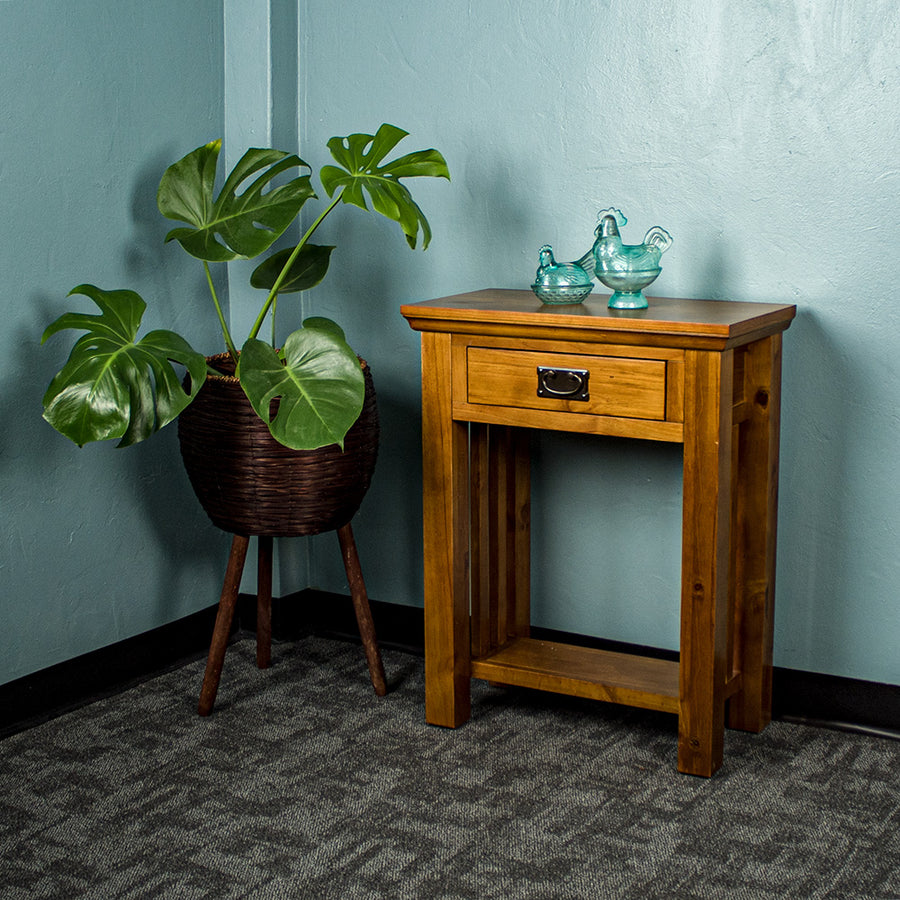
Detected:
left=198, top=533, right=250, bottom=716
left=256, top=535, right=273, bottom=669
left=337, top=523, right=388, bottom=696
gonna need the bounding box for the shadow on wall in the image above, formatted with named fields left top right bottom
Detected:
left=4, top=287, right=226, bottom=644
left=4, top=304, right=76, bottom=480
left=296, top=334, right=427, bottom=603
left=15, top=152, right=231, bottom=631
left=529, top=430, right=684, bottom=646
left=776, top=308, right=856, bottom=668
left=697, top=234, right=731, bottom=301
left=123, top=429, right=230, bottom=617
left=124, top=149, right=176, bottom=302
left=350, top=386, right=425, bottom=597
left=119, top=147, right=233, bottom=615
left=124, top=146, right=225, bottom=336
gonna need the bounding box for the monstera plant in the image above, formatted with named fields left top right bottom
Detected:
left=41, top=124, right=450, bottom=452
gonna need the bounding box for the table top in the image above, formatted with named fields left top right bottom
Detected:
left=401, top=289, right=796, bottom=349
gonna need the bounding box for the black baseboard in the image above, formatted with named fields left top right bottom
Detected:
left=242, top=588, right=427, bottom=657
left=0, top=604, right=223, bottom=739
left=3, top=590, right=899, bottom=741
left=772, top=668, right=900, bottom=739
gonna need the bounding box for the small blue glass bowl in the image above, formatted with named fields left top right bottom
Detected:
left=531, top=283, right=593, bottom=305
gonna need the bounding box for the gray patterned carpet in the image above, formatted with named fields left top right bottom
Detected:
left=1, top=635, right=899, bottom=899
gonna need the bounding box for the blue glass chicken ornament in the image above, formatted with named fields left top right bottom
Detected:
left=591, top=208, right=673, bottom=309
left=530, top=244, right=594, bottom=304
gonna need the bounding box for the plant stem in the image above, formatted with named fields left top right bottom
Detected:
left=247, top=191, right=343, bottom=341
left=205, top=261, right=239, bottom=363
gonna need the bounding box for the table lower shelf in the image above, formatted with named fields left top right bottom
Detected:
left=470, top=637, right=682, bottom=714
left=470, top=637, right=745, bottom=717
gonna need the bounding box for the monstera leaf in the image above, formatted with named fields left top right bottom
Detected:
left=41, top=285, right=208, bottom=447
left=319, top=123, right=450, bottom=250
left=238, top=319, right=364, bottom=450
left=157, top=140, right=315, bottom=262
left=250, top=243, right=335, bottom=295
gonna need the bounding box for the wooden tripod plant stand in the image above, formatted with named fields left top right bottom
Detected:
left=197, top=522, right=388, bottom=715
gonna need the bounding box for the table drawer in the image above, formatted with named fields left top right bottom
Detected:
left=466, top=347, right=668, bottom=420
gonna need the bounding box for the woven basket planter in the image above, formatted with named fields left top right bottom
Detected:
left=178, top=352, right=379, bottom=537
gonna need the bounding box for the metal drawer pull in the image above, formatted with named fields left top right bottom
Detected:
left=536, top=366, right=590, bottom=401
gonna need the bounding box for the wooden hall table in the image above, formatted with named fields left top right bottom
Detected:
left=401, top=289, right=795, bottom=776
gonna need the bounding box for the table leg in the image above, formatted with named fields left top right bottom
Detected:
left=421, top=332, right=471, bottom=727
left=729, top=334, right=782, bottom=732
left=679, top=349, right=734, bottom=776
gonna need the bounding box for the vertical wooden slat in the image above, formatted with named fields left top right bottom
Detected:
left=729, top=334, right=782, bottom=732
left=511, top=427, right=532, bottom=639
left=472, top=424, right=532, bottom=657
left=679, top=348, right=733, bottom=776
left=470, top=423, right=492, bottom=658
left=501, top=427, right=520, bottom=641
left=421, top=331, right=471, bottom=727
left=489, top=426, right=510, bottom=645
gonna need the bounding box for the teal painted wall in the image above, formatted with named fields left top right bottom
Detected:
left=3, top=0, right=899, bottom=692
left=295, top=0, right=900, bottom=686
left=0, top=1, right=228, bottom=683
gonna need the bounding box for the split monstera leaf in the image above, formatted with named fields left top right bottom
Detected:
left=42, top=124, right=449, bottom=450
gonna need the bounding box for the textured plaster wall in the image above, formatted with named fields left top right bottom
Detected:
left=2, top=0, right=898, bottom=692
left=0, top=1, right=227, bottom=684
left=296, top=0, right=900, bottom=685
